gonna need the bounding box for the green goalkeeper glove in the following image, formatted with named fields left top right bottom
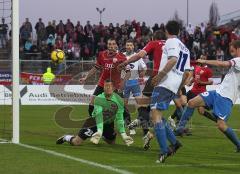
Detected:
left=121, top=133, right=134, bottom=146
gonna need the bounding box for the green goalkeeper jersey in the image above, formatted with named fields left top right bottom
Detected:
left=92, top=92, right=125, bottom=133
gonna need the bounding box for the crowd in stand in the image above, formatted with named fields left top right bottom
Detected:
left=8, top=18, right=240, bottom=61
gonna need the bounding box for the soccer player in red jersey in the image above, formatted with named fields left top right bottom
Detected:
left=118, top=30, right=166, bottom=150
left=175, top=54, right=217, bottom=136
left=80, top=38, right=131, bottom=125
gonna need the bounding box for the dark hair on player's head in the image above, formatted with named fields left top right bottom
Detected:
left=104, top=79, right=113, bottom=83
left=126, top=39, right=134, bottom=44
left=153, top=30, right=166, bottom=40
left=230, top=40, right=240, bottom=49
left=166, top=20, right=180, bottom=35
left=107, top=38, right=116, bottom=42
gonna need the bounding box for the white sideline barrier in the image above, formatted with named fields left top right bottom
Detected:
left=0, top=85, right=240, bottom=105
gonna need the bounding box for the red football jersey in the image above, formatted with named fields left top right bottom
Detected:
left=191, top=65, right=213, bottom=95
left=95, top=50, right=127, bottom=89
left=143, top=40, right=165, bottom=76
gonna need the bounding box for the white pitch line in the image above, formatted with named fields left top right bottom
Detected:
left=0, top=138, right=10, bottom=143
left=17, top=143, right=133, bottom=174
left=113, top=163, right=240, bottom=168
left=0, top=142, right=11, bottom=144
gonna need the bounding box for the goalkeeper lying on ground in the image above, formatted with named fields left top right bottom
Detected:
left=56, top=79, right=134, bottom=146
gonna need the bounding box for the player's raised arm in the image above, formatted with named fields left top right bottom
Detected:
left=117, top=50, right=147, bottom=71
left=196, top=59, right=231, bottom=68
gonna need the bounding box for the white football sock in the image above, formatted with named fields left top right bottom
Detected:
left=64, top=135, right=74, bottom=142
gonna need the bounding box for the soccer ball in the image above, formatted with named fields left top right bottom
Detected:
left=51, top=49, right=65, bottom=63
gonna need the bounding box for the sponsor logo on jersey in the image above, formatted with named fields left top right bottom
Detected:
left=129, top=64, right=135, bottom=69
left=104, top=63, right=114, bottom=69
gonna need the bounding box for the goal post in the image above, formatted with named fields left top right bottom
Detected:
left=12, top=0, right=20, bottom=144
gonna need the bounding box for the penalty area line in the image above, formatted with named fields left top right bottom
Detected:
left=13, top=143, right=133, bottom=174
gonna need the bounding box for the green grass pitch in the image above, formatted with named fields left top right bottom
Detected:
left=0, top=105, right=240, bottom=174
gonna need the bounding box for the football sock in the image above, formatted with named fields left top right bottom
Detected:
left=175, top=107, right=184, bottom=121
left=154, top=121, right=168, bottom=154
left=138, top=106, right=150, bottom=136
left=223, top=127, right=240, bottom=148
left=177, top=106, right=195, bottom=132
left=163, top=118, right=177, bottom=145
left=170, top=109, right=177, bottom=119
left=203, top=111, right=217, bottom=122
left=64, top=135, right=74, bottom=142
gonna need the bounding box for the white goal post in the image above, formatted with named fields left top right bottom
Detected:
left=12, top=0, right=20, bottom=144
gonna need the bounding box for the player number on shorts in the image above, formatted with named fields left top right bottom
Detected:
left=84, top=128, right=94, bottom=137
left=176, top=51, right=188, bottom=72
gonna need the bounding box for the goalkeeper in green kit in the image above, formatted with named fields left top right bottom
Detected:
left=56, top=79, right=134, bottom=146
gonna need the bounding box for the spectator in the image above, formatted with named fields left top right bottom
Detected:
left=216, top=47, right=224, bottom=61
left=55, top=35, right=64, bottom=50
left=0, top=18, right=9, bottom=48
left=141, top=22, right=148, bottom=35
left=24, top=38, right=33, bottom=52
left=200, top=22, right=206, bottom=35
left=52, top=20, right=57, bottom=29
left=72, top=43, right=81, bottom=59
left=152, top=23, right=160, bottom=32
left=24, top=18, right=33, bottom=38
left=35, top=18, right=46, bottom=47
left=129, top=28, right=137, bottom=39
left=159, top=23, right=165, bottom=32
left=46, top=21, right=56, bottom=38
left=97, top=37, right=106, bottom=52
left=20, top=22, right=31, bottom=46
left=108, top=23, right=115, bottom=35
left=47, top=34, right=55, bottom=47
left=84, top=20, right=93, bottom=36
left=75, top=21, right=83, bottom=30
left=56, top=20, right=65, bottom=39
left=193, top=26, right=203, bottom=50
left=187, top=23, right=194, bottom=35
left=207, top=41, right=217, bottom=60
left=65, top=19, right=74, bottom=42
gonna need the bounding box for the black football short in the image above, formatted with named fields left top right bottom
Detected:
left=78, top=117, right=116, bottom=141
left=186, top=90, right=197, bottom=101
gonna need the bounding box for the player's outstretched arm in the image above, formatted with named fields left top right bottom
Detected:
left=196, top=59, right=231, bottom=68
left=79, top=66, right=98, bottom=84
left=117, top=50, right=147, bottom=70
